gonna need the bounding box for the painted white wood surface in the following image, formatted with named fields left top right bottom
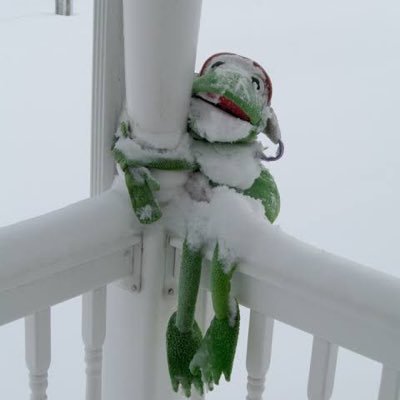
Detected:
left=82, top=287, right=107, bottom=400
left=378, top=367, right=400, bottom=400
left=122, top=0, right=202, bottom=148
left=103, top=227, right=181, bottom=400
left=246, top=311, right=274, bottom=400
left=0, top=189, right=140, bottom=326
left=98, top=0, right=203, bottom=399
left=90, top=0, right=125, bottom=196
left=25, top=308, right=51, bottom=400
left=307, top=337, right=338, bottom=400
left=1, top=187, right=400, bottom=369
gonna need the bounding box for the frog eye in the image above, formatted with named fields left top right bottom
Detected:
left=211, top=61, right=225, bottom=69
left=252, top=76, right=264, bottom=92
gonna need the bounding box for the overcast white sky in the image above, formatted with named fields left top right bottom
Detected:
left=1, top=0, right=400, bottom=399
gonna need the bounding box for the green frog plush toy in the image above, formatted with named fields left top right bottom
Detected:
left=166, top=53, right=282, bottom=396
left=112, top=53, right=283, bottom=396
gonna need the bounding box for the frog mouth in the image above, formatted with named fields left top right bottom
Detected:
left=189, top=95, right=255, bottom=143
left=195, top=93, right=251, bottom=123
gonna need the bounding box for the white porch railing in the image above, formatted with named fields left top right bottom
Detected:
left=1, top=0, right=400, bottom=399
left=1, top=192, right=400, bottom=399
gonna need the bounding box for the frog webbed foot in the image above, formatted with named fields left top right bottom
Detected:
left=166, top=312, right=204, bottom=397
left=189, top=301, right=240, bottom=388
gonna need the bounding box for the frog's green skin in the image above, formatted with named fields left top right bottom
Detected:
left=166, top=53, right=281, bottom=396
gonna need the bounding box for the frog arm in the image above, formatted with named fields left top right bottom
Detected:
left=113, top=119, right=197, bottom=225
left=243, top=168, right=280, bottom=223
left=123, top=166, right=162, bottom=224
left=112, top=128, right=163, bottom=224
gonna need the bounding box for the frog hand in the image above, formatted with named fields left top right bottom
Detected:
left=166, top=312, right=204, bottom=397
left=124, top=166, right=162, bottom=224
left=189, top=300, right=240, bottom=389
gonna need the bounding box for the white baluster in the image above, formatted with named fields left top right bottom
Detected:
left=246, top=310, right=274, bottom=400
left=378, top=366, right=400, bottom=400
left=55, top=0, right=72, bottom=15
left=82, top=287, right=107, bottom=400
left=307, top=337, right=338, bottom=400
left=25, top=308, right=51, bottom=400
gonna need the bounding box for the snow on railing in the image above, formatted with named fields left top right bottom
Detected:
left=1, top=188, right=400, bottom=399
left=0, top=189, right=139, bottom=327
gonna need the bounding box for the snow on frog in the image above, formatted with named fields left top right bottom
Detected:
left=166, top=53, right=283, bottom=396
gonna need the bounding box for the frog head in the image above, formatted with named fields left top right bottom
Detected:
left=189, top=53, right=283, bottom=160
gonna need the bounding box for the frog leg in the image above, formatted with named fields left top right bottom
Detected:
left=190, top=244, right=240, bottom=388
left=166, top=239, right=204, bottom=397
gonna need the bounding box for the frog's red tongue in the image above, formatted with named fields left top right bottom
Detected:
left=218, top=96, right=250, bottom=122
left=199, top=93, right=250, bottom=122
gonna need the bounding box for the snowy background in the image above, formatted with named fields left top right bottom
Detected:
left=1, top=0, right=399, bottom=398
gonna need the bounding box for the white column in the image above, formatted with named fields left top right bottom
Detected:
left=103, top=228, right=176, bottom=400
left=307, top=337, right=338, bottom=400
left=95, top=0, right=203, bottom=399
left=82, top=287, right=107, bottom=400
left=246, top=311, right=274, bottom=400
left=25, top=308, right=51, bottom=400
left=122, top=0, right=203, bottom=149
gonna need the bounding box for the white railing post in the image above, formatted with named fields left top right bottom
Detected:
left=95, top=0, right=203, bottom=400
left=307, top=337, right=338, bottom=400
left=25, top=308, right=51, bottom=400
left=55, top=0, right=72, bottom=16
left=246, top=311, right=274, bottom=400
left=82, top=287, right=107, bottom=400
